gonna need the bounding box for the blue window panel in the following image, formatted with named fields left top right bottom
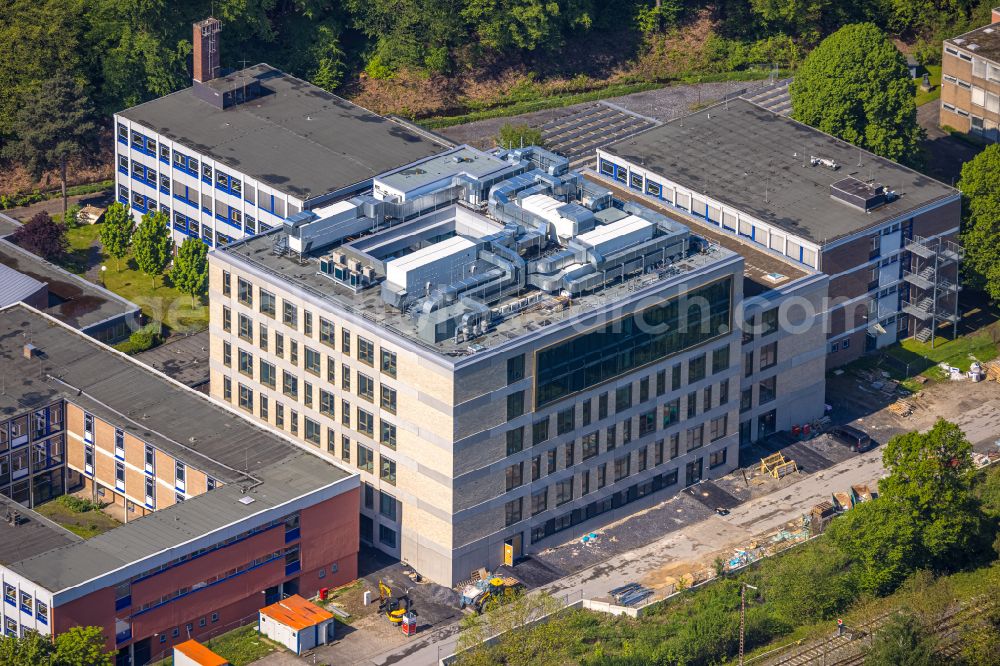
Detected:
left=599, top=158, right=615, bottom=177
left=115, top=595, right=132, bottom=611
left=115, top=628, right=131, bottom=645
left=285, top=560, right=301, bottom=576
left=284, top=527, right=300, bottom=543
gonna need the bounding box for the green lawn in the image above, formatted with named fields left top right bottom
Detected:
left=915, top=64, right=942, bottom=107
left=151, top=625, right=278, bottom=666
left=63, top=223, right=208, bottom=334
left=34, top=499, right=121, bottom=539
left=878, top=327, right=999, bottom=385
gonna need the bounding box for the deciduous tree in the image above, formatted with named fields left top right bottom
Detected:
left=864, top=612, right=936, bottom=666
left=53, top=626, right=114, bottom=666
left=132, top=210, right=172, bottom=288
left=12, top=211, right=68, bottom=260
left=171, top=237, right=208, bottom=306
left=958, top=144, right=1000, bottom=298
left=99, top=202, right=133, bottom=271
left=790, top=23, right=922, bottom=164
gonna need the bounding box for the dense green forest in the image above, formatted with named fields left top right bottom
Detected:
left=0, top=0, right=995, bottom=188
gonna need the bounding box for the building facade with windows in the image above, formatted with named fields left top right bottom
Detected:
left=941, top=9, right=1000, bottom=141
left=598, top=99, right=962, bottom=366
left=0, top=304, right=358, bottom=666
left=207, top=144, right=829, bottom=585
left=112, top=20, right=448, bottom=248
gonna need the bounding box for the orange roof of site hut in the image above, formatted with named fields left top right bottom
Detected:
left=259, top=594, right=333, bottom=630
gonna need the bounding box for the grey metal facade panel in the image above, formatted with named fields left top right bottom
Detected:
left=117, top=64, right=448, bottom=201
left=604, top=99, right=957, bottom=245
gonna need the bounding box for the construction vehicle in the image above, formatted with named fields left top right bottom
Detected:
left=377, top=580, right=416, bottom=624
left=463, top=575, right=525, bottom=614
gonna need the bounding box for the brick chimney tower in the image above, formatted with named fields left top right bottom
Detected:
left=193, top=18, right=222, bottom=83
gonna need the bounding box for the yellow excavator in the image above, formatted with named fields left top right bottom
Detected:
left=470, top=576, right=525, bottom=614
left=378, top=580, right=416, bottom=624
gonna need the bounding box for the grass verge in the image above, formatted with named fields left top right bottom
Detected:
left=151, top=625, right=280, bottom=666
left=62, top=224, right=208, bottom=333
left=915, top=65, right=942, bottom=107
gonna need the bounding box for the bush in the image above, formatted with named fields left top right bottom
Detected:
left=114, top=324, right=161, bottom=354
left=365, top=55, right=395, bottom=80
left=56, top=495, right=101, bottom=513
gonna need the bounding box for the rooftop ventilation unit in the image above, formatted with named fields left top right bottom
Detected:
left=810, top=156, right=840, bottom=170
left=954, top=38, right=967, bottom=45
left=830, top=177, right=888, bottom=212
left=969, top=43, right=981, bottom=51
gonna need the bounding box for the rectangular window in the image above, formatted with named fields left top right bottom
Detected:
left=358, top=373, right=375, bottom=402
left=712, top=344, right=730, bottom=373
left=223, top=376, right=232, bottom=401
left=531, top=488, right=548, bottom=515
left=598, top=392, right=609, bottom=419
left=687, top=424, right=704, bottom=451
left=222, top=270, right=231, bottom=296
left=581, top=469, right=591, bottom=495
left=710, top=415, right=728, bottom=441
left=320, top=318, right=335, bottom=347
left=320, top=389, right=336, bottom=417
left=564, top=440, right=575, bottom=467
left=304, top=347, right=321, bottom=375
left=380, top=456, right=396, bottom=485
left=379, top=525, right=397, bottom=548
left=342, top=329, right=351, bottom=354
left=281, top=300, right=298, bottom=329
left=505, top=461, right=524, bottom=491
left=582, top=400, right=592, bottom=427
left=304, top=417, right=322, bottom=445
left=533, top=417, right=549, bottom=445
left=237, top=278, right=252, bottom=306
left=597, top=463, right=607, bottom=489
left=380, top=493, right=398, bottom=520
left=556, top=407, right=575, bottom=435
left=638, top=447, right=648, bottom=472
left=671, top=363, right=681, bottom=391
left=507, top=354, right=525, bottom=383
left=615, top=385, right=632, bottom=412
left=283, top=371, right=298, bottom=399
left=506, top=427, right=524, bottom=456
left=710, top=448, right=728, bottom=469
left=238, top=349, right=253, bottom=377
left=259, top=290, right=276, bottom=317
left=760, top=341, right=777, bottom=370
left=275, top=332, right=285, bottom=358
left=380, top=421, right=397, bottom=449
left=276, top=402, right=285, bottom=428
left=606, top=424, right=617, bottom=451
left=505, top=497, right=523, bottom=526
left=341, top=435, right=351, bottom=462
left=381, top=349, right=397, bottom=377
left=175, top=461, right=186, bottom=489
left=688, top=354, right=706, bottom=383
left=238, top=313, right=252, bottom=342
left=303, top=311, right=313, bottom=336
left=381, top=386, right=397, bottom=414
left=222, top=306, right=231, bottom=333
left=759, top=376, right=777, bottom=404
left=531, top=455, right=541, bottom=481
left=358, top=408, right=375, bottom=438
left=358, top=337, right=375, bottom=366
left=342, top=363, right=351, bottom=391
left=115, top=461, right=125, bottom=490
left=662, top=398, right=680, bottom=427
left=115, top=429, right=125, bottom=459
left=507, top=391, right=525, bottom=420
left=260, top=395, right=269, bottom=420
left=259, top=323, right=268, bottom=351
left=341, top=400, right=350, bottom=427
left=761, top=308, right=778, bottom=336
left=556, top=478, right=574, bottom=506
left=639, top=377, right=649, bottom=403
left=639, top=409, right=656, bottom=437
left=260, top=360, right=276, bottom=388
left=357, top=444, right=374, bottom=473
left=687, top=391, right=697, bottom=418
left=238, top=384, right=253, bottom=412
left=719, top=379, right=729, bottom=405
left=144, top=445, right=155, bottom=474
left=614, top=454, right=631, bottom=482
left=547, top=448, right=557, bottom=474
left=581, top=431, right=599, bottom=460
left=703, top=386, right=712, bottom=411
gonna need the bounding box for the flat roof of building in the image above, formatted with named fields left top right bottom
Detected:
left=173, top=640, right=229, bottom=666
left=0, top=239, right=140, bottom=332
left=947, top=21, right=1000, bottom=62
left=603, top=98, right=958, bottom=245
left=216, top=212, right=738, bottom=360
left=596, top=175, right=809, bottom=297
left=0, top=496, right=81, bottom=566
left=0, top=304, right=354, bottom=591
left=118, top=64, right=449, bottom=201
left=377, top=146, right=508, bottom=195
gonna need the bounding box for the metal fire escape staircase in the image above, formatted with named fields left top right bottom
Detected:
left=900, top=235, right=962, bottom=347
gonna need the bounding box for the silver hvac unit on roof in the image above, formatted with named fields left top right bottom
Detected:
left=810, top=156, right=840, bottom=170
